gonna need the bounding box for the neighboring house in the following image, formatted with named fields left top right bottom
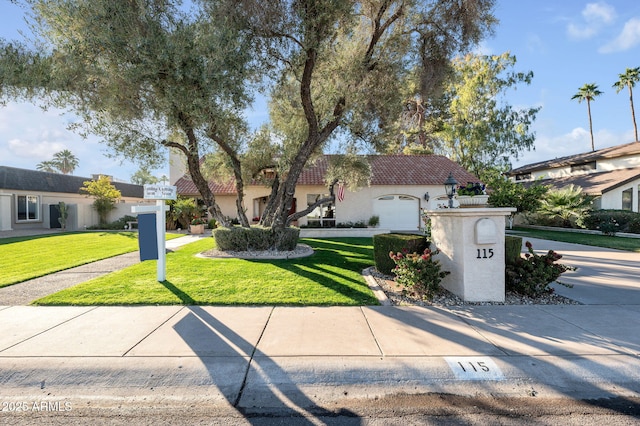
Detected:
left=506, top=142, right=640, bottom=212
left=0, top=166, right=148, bottom=232
left=174, top=155, right=479, bottom=232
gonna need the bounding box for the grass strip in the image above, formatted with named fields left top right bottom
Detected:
left=511, top=227, right=640, bottom=252
left=0, top=231, right=182, bottom=287
left=32, top=237, right=379, bottom=306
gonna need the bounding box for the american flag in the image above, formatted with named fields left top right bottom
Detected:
left=337, top=182, right=345, bottom=202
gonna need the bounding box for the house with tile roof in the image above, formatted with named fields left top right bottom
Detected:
left=173, top=154, right=479, bottom=232
left=0, top=166, right=148, bottom=232
left=506, top=141, right=640, bottom=212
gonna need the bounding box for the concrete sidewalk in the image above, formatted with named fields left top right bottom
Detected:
left=0, top=234, right=639, bottom=414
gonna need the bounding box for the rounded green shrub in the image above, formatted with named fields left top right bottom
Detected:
left=373, top=233, right=429, bottom=275
left=213, top=226, right=300, bottom=251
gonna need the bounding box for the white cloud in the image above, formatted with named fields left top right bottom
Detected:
left=599, top=17, right=640, bottom=53
left=583, top=2, right=616, bottom=24
left=7, top=138, right=66, bottom=161
left=567, top=1, right=617, bottom=40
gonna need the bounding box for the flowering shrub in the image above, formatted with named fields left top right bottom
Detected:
left=191, top=216, right=206, bottom=225
left=389, top=248, right=450, bottom=300
left=421, top=210, right=432, bottom=239
left=505, top=241, right=575, bottom=297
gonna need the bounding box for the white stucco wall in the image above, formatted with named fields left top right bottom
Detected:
left=519, top=155, right=640, bottom=182
left=4, top=190, right=147, bottom=230
left=210, top=184, right=451, bottom=228
left=600, top=180, right=640, bottom=212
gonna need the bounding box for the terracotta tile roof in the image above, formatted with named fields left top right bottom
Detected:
left=175, top=155, right=479, bottom=196
left=174, top=176, right=237, bottom=196
left=508, top=141, right=640, bottom=175
left=526, top=167, right=640, bottom=196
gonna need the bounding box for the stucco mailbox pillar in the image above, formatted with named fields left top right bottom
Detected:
left=427, top=207, right=516, bottom=302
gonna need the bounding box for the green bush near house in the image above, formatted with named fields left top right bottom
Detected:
left=88, top=215, right=139, bottom=230
left=373, top=233, right=429, bottom=275
left=213, top=226, right=299, bottom=251
left=581, top=209, right=640, bottom=235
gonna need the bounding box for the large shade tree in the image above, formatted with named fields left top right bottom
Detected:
left=226, top=0, right=496, bottom=229
left=572, top=83, right=603, bottom=152
left=425, top=52, right=539, bottom=177
left=1, top=0, right=497, bottom=238
left=613, top=67, right=640, bottom=142
left=0, top=0, right=255, bottom=228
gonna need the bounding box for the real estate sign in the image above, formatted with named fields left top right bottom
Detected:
left=143, top=184, right=177, bottom=200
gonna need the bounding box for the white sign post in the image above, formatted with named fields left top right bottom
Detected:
left=132, top=185, right=177, bottom=282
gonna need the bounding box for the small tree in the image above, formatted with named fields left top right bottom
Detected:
left=482, top=169, right=549, bottom=228
left=80, top=175, right=121, bottom=226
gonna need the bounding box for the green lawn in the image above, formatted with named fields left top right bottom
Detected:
left=32, top=237, right=379, bottom=306
left=0, top=231, right=182, bottom=288
left=511, top=227, right=640, bottom=252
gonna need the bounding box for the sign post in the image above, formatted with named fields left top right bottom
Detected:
left=132, top=184, right=177, bottom=282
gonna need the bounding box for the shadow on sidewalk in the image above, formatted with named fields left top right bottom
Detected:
left=173, top=305, right=360, bottom=423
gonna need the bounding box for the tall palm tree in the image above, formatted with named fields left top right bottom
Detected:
left=53, top=149, right=79, bottom=175
left=613, top=67, right=640, bottom=142
left=36, top=160, right=59, bottom=173
left=572, top=83, right=603, bottom=151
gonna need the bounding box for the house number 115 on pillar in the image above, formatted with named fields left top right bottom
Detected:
left=476, top=248, right=494, bottom=259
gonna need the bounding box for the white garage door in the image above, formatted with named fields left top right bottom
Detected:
left=373, top=195, right=420, bottom=231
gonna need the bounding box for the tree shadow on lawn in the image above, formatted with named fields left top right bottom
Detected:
left=263, top=239, right=378, bottom=305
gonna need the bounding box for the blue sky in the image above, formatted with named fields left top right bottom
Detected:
left=1, top=1, right=640, bottom=181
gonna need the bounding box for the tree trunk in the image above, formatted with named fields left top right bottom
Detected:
left=209, top=130, right=250, bottom=227
left=163, top=123, right=228, bottom=227
left=587, top=100, right=595, bottom=151
left=629, top=85, right=638, bottom=142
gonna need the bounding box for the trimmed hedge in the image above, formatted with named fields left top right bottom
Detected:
left=373, top=233, right=429, bottom=275
left=505, top=235, right=523, bottom=265
left=213, top=226, right=300, bottom=251
left=581, top=209, right=640, bottom=235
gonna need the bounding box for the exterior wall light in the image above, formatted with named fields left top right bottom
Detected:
left=444, top=172, right=458, bottom=208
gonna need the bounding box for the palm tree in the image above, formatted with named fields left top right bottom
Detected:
left=572, top=83, right=603, bottom=151
left=613, top=67, right=640, bottom=142
left=53, top=149, right=79, bottom=175
left=36, top=160, right=59, bottom=173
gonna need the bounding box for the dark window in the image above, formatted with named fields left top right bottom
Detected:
left=622, top=188, right=633, bottom=211
left=17, top=195, right=40, bottom=222
left=571, top=161, right=596, bottom=173
left=515, top=173, right=531, bottom=181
